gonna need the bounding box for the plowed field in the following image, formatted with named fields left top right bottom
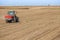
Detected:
left=0, top=6, right=60, bottom=40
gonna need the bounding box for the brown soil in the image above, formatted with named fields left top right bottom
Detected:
left=0, top=6, right=60, bottom=40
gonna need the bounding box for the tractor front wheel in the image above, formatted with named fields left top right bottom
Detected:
left=6, top=20, right=12, bottom=23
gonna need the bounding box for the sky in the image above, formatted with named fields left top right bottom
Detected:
left=0, top=0, right=60, bottom=6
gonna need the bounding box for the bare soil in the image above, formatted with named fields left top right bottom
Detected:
left=0, top=6, right=60, bottom=40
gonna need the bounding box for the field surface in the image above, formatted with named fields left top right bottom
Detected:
left=0, top=6, right=60, bottom=40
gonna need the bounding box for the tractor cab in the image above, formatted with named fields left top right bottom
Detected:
left=8, top=10, right=16, bottom=16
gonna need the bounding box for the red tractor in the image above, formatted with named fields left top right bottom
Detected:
left=5, top=10, right=19, bottom=23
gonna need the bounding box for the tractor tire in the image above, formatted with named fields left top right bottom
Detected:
left=6, top=20, right=12, bottom=23
left=14, top=16, right=19, bottom=22
left=13, top=16, right=19, bottom=22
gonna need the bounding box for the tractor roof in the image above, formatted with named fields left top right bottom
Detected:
left=8, top=10, right=15, bottom=12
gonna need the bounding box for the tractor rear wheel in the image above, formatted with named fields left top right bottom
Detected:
left=14, top=16, right=19, bottom=22
left=16, top=17, right=19, bottom=22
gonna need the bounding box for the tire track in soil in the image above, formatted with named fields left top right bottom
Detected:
left=14, top=28, right=50, bottom=40
left=27, top=26, right=60, bottom=40
left=10, top=21, right=59, bottom=40
left=37, top=26, right=60, bottom=40
left=0, top=20, right=53, bottom=40
left=0, top=23, right=45, bottom=40
left=52, top=34, right=60, bottom=40
left=15, top=23, right=60, bottom=40
left=0, top=23, right=19, bottom=29
left=12, top=26, right=49, bottom=40
left=0, top=23, right=20, bottom=37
